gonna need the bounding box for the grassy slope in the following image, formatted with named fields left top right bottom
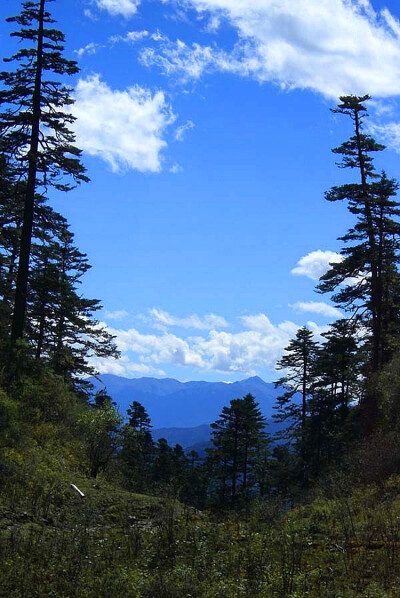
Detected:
left=2, top=377, right=400, bottom=597
left=3, top=471, right=400, bottom=597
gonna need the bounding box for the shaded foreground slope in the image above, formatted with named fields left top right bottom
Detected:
left=3, top=471, right=400, bottom=597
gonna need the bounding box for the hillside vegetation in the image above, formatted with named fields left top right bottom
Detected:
left=3, top=420, right=400, bottom=597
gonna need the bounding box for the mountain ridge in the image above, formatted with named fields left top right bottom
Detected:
left=89, top=374, right=281, bottom=428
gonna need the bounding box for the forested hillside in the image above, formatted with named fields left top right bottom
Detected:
left=2, top=1, right=400, bottom=597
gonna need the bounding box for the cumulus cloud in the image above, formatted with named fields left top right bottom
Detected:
left=95, top=312, right=325, bottom=376
left=95, top=0, right=140, bottom=18
left=153, top=0, right=400, bottom=98
left=141, top=308, right=229, bottom=330
left=193, top=329, right=290, bottom=373
left=72, top=74, right=175, bottom=172
left=90, top=355, right=166, bottom=377
left=107, top=326, right=207, bottom=368
left=240, top=313, right=298, bottom=336
left=290, top=301, right=343, bottom=319
left=75, top=42, right=102, bottom=57
left=291, top=250, right=342, bottom=281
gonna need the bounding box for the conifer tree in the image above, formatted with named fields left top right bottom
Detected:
left=274, top=327, right=319, bottom=445
left=318, top=96, right=400, bottom=430
left=0, top=0, right=88, bottom=342
left=120, top=401, right=154, bottom=492
left=315, top=319, right=361, bottom=423
left=26, top=224, right=119, bottom=391
left=207, top=394, right=268, bottom=505
left=127, top=401, right=152, bottom=432
left=152, top=438, right=175, bottom=486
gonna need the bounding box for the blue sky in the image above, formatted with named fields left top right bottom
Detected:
left=2, top=0, right=400, bottom=381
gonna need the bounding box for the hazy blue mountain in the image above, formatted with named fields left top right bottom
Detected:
left=152, top=424, right=211, bottom=447
left=152, top=420, right=289, bottom=454
left=89, top=374, right=282, bottom=428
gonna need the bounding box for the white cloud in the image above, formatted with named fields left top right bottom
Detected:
left=193, top=329, right=287, bottom=373
left=205, top=15, right=221, bottom=33
left=107, top=326, right=208, bottom=368
left=170, top=162, right=184, bottom=173
left=368, top=120, right=400, bottom=153
left=157, top=0, right=400, bottom=98
left=72, top=74, right=175, bottom=173
left=369, top=99, right=397, bottom=118
left=240, top=313, right=298, bottom=337
left=84, top=8, right=98, bottom=20
left=75, top=42, right=101, bottom=57
left=104, top=309, right=130, bottom=321
left=175, top=119, right=195, bottom=141
left=95, top=0, right=140, bottom=18
left=110, top=30, right=150, bottom=44
left=305, top=320, right=331, bottom=340
left=290, top=301, right=343, bottom=319
left=100, top=312, right=324, bottom=375
left=90, top=355, right=166, bottom=377
left=291, top=250, right=342, bottom=281
left=126, top=29, right=149, bottom=41
left=140, top=39, right=220, bottom=81
left=142, top=308, right=229, bottom=330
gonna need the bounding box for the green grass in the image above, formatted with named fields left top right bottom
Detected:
left=3, top=473, right=400, bottom=597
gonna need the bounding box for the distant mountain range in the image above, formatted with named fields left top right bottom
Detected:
left=89, top=374, right=282, bottom=428
left=89, top=374, right=287, bottom=451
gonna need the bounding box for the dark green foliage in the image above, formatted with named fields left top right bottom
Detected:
left=152, top=438, right=177, bottom=486
left=274, top=322, right=361, bottom=484
left=28, top=225, right=119, bottom=389
left=0, top=0, right=87, bottom=190
left=118, top=401, right=207, bottom=505
left=127, top=400, right=152, bottom=432
left=0, top=1, right=117, bottom=392
left=0, top=175, right=118, bottom=392
left=120, top=401, right=155, bottom=492
left=305, top=320, right=362, bottom=475
left=0, top=0, right=88, bottom=341
left=274, top=326, right=319, bottom=441
left=0, top=388, right=20, bottom=471
left=315, top=319, right=361, bottom=423
left=318, top=95, right=400, bottom=431
left=206, top=394, right=269, bottom=506
left=79, top=399, right=123, bottom=478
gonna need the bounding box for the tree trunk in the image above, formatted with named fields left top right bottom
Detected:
left=35, top=256, right=49, bottom=360
left=231, top=425, right=238, bottom=502
left=354, top=110, right=380, bottom=432
left=11, top=0, right=45, bottom=343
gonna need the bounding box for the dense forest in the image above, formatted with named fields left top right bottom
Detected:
left=2, top=1, right=400, bottom=597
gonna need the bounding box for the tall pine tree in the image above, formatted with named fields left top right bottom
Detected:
left=207, top=394, right=268, bottom=506
left=274, top=327, right=319, bottom=445
left=318, top=96, right=400, bottom=430
left=0, top=0, right=88, bottom=342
